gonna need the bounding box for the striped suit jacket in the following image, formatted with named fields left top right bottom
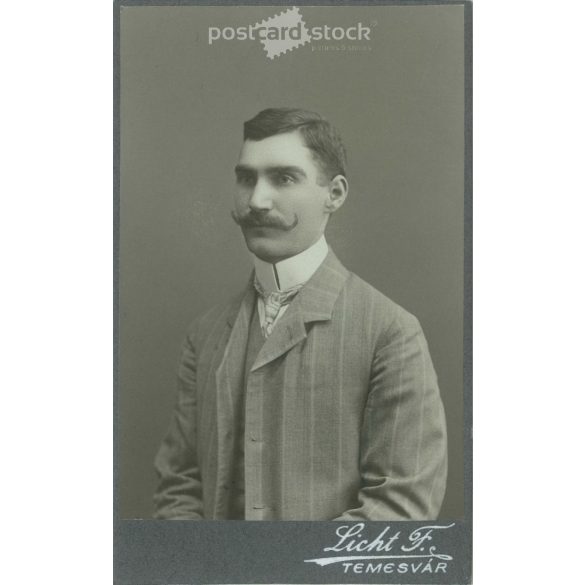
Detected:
left=153, top=250, right=447, bottom=520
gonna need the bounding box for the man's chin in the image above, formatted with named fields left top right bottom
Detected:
left=244, top=235, right=293, bottom=264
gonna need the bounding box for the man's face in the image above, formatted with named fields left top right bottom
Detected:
left=233, top=131, right=332, bottom=263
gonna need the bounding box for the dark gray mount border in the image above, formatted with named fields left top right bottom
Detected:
left=113, top=1, right=472, bottom=583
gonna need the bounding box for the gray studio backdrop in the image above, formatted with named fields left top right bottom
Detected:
left=118, top=4, right=465, bottom=519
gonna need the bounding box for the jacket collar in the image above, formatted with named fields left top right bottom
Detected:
left=295, top=248, right=349, bottom=322
left=252, top=249, right=348, bottom=371
left=225, top=248, right=349, bottom=331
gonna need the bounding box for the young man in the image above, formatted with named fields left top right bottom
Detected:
left=153, top=107, right=447, bottom=520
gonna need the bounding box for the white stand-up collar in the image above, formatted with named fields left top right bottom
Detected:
left=253, top=235, right=329, bottom=293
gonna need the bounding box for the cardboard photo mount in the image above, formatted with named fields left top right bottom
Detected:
left=114, top=1, right=472, bottom=583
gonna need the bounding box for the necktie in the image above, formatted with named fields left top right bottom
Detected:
left=254, top=279, right=303, bottom=338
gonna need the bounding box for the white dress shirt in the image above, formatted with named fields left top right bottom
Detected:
left=253, top=235, right=329, bottom=331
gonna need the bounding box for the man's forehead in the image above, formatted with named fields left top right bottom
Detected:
left=237, top=131, right=314, bottom=169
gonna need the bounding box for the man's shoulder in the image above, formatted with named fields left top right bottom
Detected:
left=184, top=287, right=248, bottom=346
left=342, top=270, right=422, bottom=335
left=318, top=249, right=420, bottom=330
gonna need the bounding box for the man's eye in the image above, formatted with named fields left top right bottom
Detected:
left=237, top=174, right=255, bottom=186
left=276, top=174, right=295, bottom=185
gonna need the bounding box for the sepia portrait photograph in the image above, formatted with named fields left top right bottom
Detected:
left=115, top=0, right=471, bottom=582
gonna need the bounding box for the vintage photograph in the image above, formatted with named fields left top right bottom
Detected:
left=116, top=0, right=470, bottom=581
left=153, top=106, right=450, bottom=521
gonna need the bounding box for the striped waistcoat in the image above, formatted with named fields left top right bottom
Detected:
left=153, top=250, right=448, bottom=520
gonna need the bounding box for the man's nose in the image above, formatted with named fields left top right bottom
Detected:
left=248, top=178, right=274, bottom=211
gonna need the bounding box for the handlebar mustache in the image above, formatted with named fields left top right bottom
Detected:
left=231, top=210, right=299, bottom=231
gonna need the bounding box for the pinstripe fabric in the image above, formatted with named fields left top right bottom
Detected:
left=153, top=250, right=448, bottom=520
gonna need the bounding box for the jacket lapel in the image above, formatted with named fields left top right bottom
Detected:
left=251, top=250, right=349, bottom=371
left=211, top=280, right=255, bottom=517
left=214, top=283, right=256, bottom=408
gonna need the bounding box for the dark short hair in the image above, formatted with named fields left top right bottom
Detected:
left=243, top=108, right=347, bottom=179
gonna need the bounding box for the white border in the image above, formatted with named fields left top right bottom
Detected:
left=3, top=0, right=585, bottom=583
left=474, top=0, right=585, bottom=583
left=3, top=1, right=112, bottom=583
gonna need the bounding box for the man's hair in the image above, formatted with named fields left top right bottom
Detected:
left=243, top=108, right=347, bottom=179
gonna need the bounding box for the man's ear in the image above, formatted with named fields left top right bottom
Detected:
left=325, top=175, right=348, bottom=214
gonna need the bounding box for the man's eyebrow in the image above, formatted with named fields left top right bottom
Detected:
left=268, top=166, right=307, bottom=177
left=234, top=164, right=255, bottom=174
left=234, top=164, right=307, bottom=177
